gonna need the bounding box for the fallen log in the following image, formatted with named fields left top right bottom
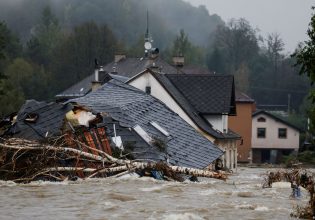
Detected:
left=0, top=138, right=226, bottom=182
left=0, top=142, right=108, bottom=163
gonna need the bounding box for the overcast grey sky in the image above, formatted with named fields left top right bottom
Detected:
left=185, top=0, right=313, bottom=53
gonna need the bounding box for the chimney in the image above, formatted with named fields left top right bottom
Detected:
left=114, top=54, right=126, bottom=63
left=92, top=61, right=101, bottom=91
left=91, top=81, right=101, bottom=91
left=172, top=56, right=184, bottom=68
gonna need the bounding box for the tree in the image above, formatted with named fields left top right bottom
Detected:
left=0, top=21, right=22, bottom=96
left=206, top=46, right=224, bottom=73
left=267, top=33, right=284, bottom=74
left=171, top=29, right=205, bottom=65
left=293, top=8, right=315, bottom=101
left=51, top=22, right=119, bottom=93
left=26, top=6, right=61, bottom=66
left=207, top=18, right=259, bottom=74
left=293, top=7, right=315, bottom=133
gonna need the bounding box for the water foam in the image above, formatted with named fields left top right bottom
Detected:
left=255, top=206, right=269, bottom=211
left=162, top=213, right=204, bottom=220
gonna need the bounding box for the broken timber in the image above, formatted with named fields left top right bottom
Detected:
left=263, top=169, right=315, bottom=219
left=0, top=138, right=226, bottom=183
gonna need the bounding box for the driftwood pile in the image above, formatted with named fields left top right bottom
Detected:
left=263, top=169, right=315, bottom=219
left=0, top=137, right=226, bottom=183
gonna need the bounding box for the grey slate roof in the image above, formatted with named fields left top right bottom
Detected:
left=70, top=80, right=223, bottom=169
left=56, top=72, right=130, bottom=99
left=134, top=69, right=239, bottom=140
left=165, top=74, right=236, bottom=115
left=7, top=100, right=72, bottom=140
left=56, top=57, right=182, bottom=100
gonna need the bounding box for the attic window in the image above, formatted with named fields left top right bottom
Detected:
left=24, top=113, right=39, bottom=123
left=133, top=125, right=152, bottom=144
left=145, top=86, right=151, bottom=94
left=257, top=117, right=266, bottom=122
left=150, top=121, right=170, bottom=136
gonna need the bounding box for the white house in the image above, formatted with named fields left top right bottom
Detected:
left=251, top=110, right=300, bottom=163
left=127, top=68, right=240, bottom=171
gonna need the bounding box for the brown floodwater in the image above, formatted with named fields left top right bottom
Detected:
left=0, top=168, right=309, bottom=220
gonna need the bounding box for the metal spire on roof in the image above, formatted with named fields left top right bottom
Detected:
left=145, top=10, right=149, bottom=40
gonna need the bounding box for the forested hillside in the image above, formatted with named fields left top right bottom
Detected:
left=0, top=0, right=311, bottom=128
left=0, top=0, right=223, bottom=48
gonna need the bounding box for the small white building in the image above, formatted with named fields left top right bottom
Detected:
left=251, top=110, right=300, bottom=164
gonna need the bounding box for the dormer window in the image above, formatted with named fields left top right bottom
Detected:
left=257, top=117, right=266, bottom=122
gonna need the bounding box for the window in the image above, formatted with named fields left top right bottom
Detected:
left=150, top=121, right=170, bottom=136
left=257, top=117, right=266, bottom=122
left=278, top=128, right=287, bottom=139
left=133, top=125, right=152, bottom=144
left=145, top=86, right=151, bottom=94
left=257, top=128, right=266, bottom=138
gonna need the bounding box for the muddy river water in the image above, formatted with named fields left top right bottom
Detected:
left=0, top=168, right=310, bottom=220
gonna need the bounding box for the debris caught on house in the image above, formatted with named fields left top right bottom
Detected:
left=0, top=138, right=226, bottom=183
left=0, top=83, right=226, bottom=183
left=263, top=168, right=315, bottom=219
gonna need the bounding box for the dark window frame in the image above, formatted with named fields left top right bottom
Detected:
left=257, top=127, right=266, bottom=138
left=145, top=86, right=151, bottom=94
left=278, top=128, right=287, bottom=139
left=257, top=117, right=266, bottom=122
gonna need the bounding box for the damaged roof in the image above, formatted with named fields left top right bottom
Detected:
left=5, top=100, right=72, bottom=140
left=56, top=57, right=182, bottom=100
left=70, top=80, right=223, bottom=169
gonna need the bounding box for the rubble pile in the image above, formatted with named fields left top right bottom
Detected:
left=0, top=137, right=227, bottom=183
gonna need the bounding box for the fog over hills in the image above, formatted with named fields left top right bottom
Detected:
left=186, top=0, right=314, bottom=52
left=0, top=0, right=224, bottom=48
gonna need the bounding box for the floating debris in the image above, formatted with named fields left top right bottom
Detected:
left=263, top=169, right=315, bottom=219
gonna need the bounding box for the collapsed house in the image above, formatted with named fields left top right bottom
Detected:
left=0, top=79, right=224, bottom=182
left=68, top=79, right=223, bottom=169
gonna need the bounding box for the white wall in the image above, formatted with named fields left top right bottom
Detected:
left=252, top=113, right=299, bottom=150
left=128, top=71, right=215, bottom=142
left=204, top=115, right=228, bottom=133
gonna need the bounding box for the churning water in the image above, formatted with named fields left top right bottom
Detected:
left=0, top=168, right=309, bottom=220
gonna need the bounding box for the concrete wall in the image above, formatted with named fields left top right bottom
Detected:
left=216, top=139, right=237, bottom=171
left=252, top=113, right=299, bottom=150
left=228, top=102, right=254, bottom=163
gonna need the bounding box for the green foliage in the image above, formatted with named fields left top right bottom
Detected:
left=283, top=151, right=315, bottom=166
left=51, top=21, right=119, bottom=93
left=26, top=6, right=61, bottom=66
left=168, top=29, right=205, bottom=65
left=292, top=7, right=315, bottom=130
left=207, top=19, right=259, bottom=75
left=293, top=8, right=315, bottom=86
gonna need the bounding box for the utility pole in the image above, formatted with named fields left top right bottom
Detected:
left=287, top=93, right=291, bottom=114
